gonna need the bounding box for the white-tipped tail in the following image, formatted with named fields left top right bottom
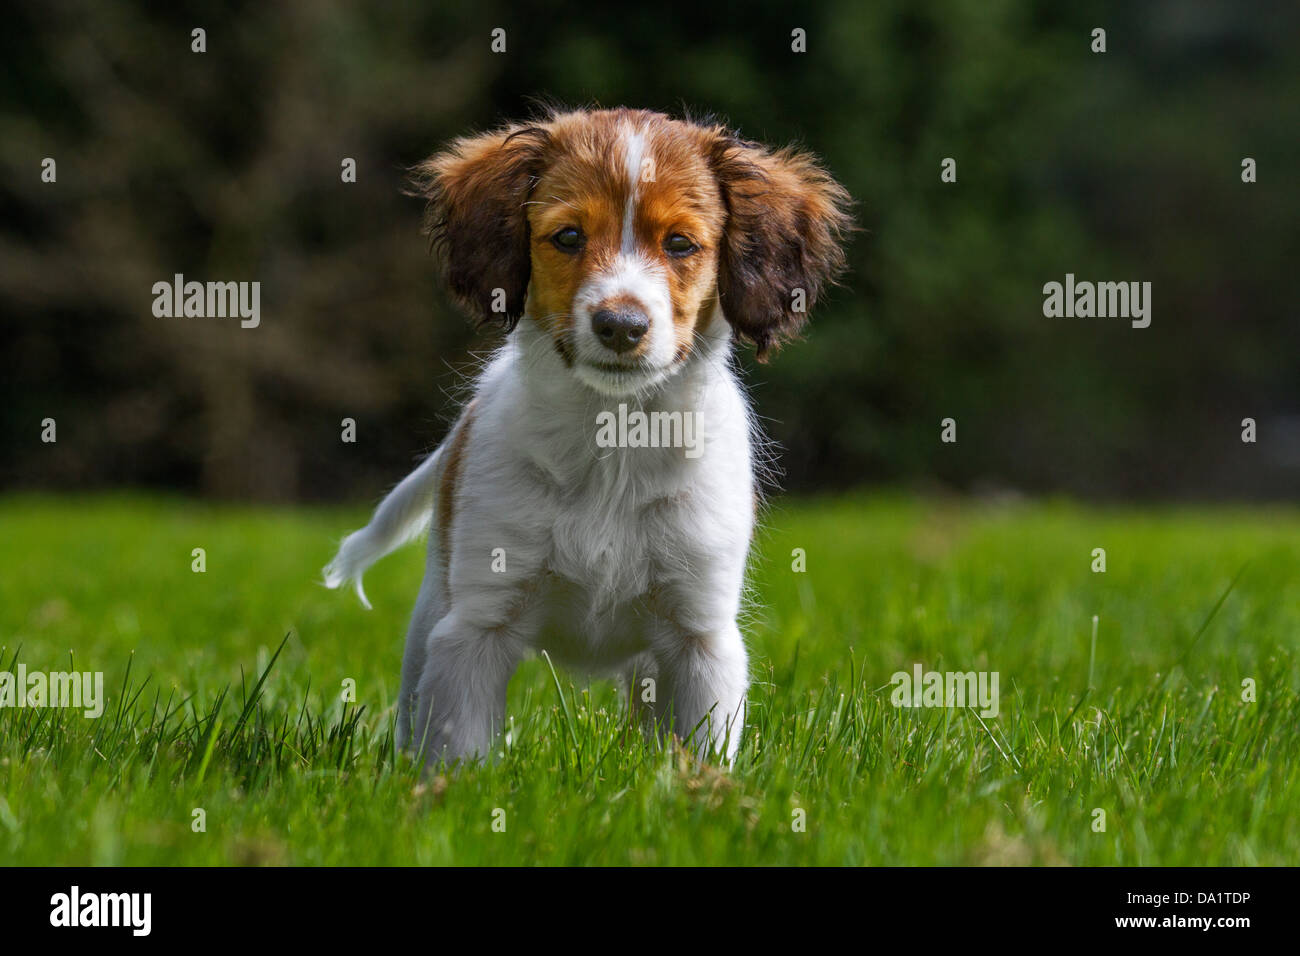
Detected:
left=323, top=446, right=445, bottom=608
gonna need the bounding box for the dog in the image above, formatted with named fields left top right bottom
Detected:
left=324, top=107, right=850, bottom=765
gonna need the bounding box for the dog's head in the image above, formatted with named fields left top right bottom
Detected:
left=413, top=107, right=852, bottom=396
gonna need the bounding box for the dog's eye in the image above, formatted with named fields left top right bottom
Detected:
left=552, top=227, right=583, bottom=253
left=663, top=234, right=698, bottom=257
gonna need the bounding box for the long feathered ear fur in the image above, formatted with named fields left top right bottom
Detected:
left=410, top=123, right=551, bottom=328
left=706, top=130, right=853, bottom=359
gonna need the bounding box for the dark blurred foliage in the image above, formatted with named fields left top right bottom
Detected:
left=2, top=0, right=1297, bottom=502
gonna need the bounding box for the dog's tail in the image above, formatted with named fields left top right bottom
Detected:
left=323, top=445, right=445, bottom=609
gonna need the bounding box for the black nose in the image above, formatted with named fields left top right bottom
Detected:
left=591, top=307, right=649, bottom=354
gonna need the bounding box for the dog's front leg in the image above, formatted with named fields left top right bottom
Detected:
left=644, top=496, right=754, bottom=762
left=650, top=619, right=749, bottom=762
left=410, top=607, right=532, bottom=767
left=396, top=564, right=446, bottom=752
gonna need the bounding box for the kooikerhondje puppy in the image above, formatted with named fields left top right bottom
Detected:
left=325, top=107, right=851, bottom=765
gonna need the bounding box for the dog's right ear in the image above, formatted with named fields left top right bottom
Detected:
left=411, top=124, right=550, bottom=328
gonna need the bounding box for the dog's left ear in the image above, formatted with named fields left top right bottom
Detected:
left=707, top=132, right=853, bottom=359
left=411, top=123, right=551, bottom=328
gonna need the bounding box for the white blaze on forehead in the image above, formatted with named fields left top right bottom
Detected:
left=620, top=126, right=648, bottom=255
left=568, top=124, right=676, bottom=382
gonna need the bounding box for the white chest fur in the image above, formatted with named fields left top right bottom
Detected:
left=462, top=316, right=756, bottom=628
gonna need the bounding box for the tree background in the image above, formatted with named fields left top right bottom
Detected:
left=3, top=0, right=1297, bottom=502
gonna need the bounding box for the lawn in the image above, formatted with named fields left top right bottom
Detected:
left=0, top=492, right=1296, bottom=865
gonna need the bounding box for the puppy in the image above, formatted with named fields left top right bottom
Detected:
left=325, top=107, right=850, bottom=765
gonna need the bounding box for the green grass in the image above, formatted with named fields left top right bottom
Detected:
left=1, top=492, right=1297, bottom=865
